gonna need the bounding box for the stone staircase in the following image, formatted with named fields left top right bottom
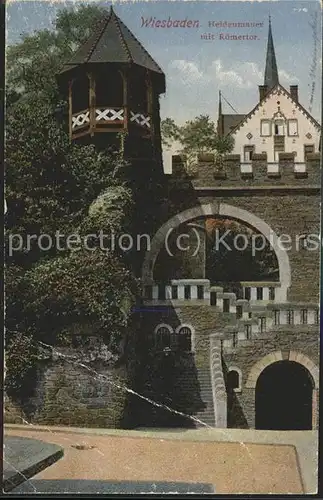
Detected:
left=194, top=367, right=216, bottom=427
left=210, top=285, right=318, bottom=343
left=144, top=283, right=319, bottom=428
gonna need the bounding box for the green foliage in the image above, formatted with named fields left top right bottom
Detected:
left=6, top=4, right=106, bottom=104
left=161, top=114, right=235, bottom=168
left=84, top=185, right=134, bottom=234
left=6, top=93, right=130, bottom=266
left=7, top=249, right=138, bottom=346
left=205, top=219, right=279, bottom=285
left=5, top=332, right=39, bottom=402
left=160, top=118, right=181, bottom=148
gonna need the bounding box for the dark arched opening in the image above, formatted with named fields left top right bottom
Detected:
left=227, top=370, right=240, bottom=390
left=155, top=325, right=171, bottom=351
left=177, top=326, right=192, bottom=352
left=255, top=360, right=313, bottom=430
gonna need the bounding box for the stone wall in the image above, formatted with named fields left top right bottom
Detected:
left=151, top=155, right=321, bottom=303
left=171, top=153, right=321, bottom=187
left=4, top=340, right=130, bottom=429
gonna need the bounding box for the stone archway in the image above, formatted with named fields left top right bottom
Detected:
left=246, top=351, right=319, bottom=430
left=255, top=361, right=313, bottom=430
left=142, top=202, right=291, bottom=301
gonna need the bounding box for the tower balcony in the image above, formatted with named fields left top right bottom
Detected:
left=71, top=106, right=152, bottom=140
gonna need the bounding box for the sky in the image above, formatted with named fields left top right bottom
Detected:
left=6, top=0, right=322, bottom=125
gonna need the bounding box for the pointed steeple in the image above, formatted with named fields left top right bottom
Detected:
left=264, top=16, right=279, bottom=89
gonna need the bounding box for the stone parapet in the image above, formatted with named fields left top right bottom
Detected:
left=170, top=153, right=321, bottom=187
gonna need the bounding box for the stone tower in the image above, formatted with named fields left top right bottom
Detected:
left=57, top=6, right=165, bottom=170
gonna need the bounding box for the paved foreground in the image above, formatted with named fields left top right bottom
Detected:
left=4, top=425, right=318, bottom=494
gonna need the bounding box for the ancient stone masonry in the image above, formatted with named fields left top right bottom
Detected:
left=5, top=338, right=129, bottom=429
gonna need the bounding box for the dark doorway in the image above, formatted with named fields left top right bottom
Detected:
left=255, top=361, right=313, bottom=430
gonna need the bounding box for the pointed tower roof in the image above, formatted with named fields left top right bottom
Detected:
left=264, top=16, right=279, bottom=89
left=60, top=6, right=164, bottom=75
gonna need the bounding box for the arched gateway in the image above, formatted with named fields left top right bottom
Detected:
left=247, top=351, right=319, bottom=430
left=255, top=361, right=313, bottom=430
left=142, top=202, right=291, bottom=302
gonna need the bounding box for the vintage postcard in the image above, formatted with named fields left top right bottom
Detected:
left=3, top=0, right=321, bottom=495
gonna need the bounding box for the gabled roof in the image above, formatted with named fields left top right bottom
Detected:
left=228, top=83, right=321, bottom=136
left=222, top=114, right=246, bottom=136
left=60, top=6, right=164, bottom=75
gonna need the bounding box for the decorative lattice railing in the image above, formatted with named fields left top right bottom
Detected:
left=71, top=107, right=151, bottom=131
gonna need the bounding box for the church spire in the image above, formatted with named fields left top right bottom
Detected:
left=217, top=90, right=223, bottom=136
left=264, top=16, right=279, bottom=89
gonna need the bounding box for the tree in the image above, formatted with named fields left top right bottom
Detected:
left=161, top=115, right=234, bottom=173
left=205, top=218, right=279, bottom=288
left=6, top=4, right=106, bottom=105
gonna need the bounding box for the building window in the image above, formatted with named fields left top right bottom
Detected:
left=232, top=332, right=238, bottom=348
left=245, top=324, right=251, bottom=339
left=145, top=286, right=152, bottom=300
left=269, top=287, right=275, bottom=301
left=261, top=119, right=271, bottom=136
left=177, top=326, right=192, bottom=351
left=257, top=287, right=263, bottom=300
left=287, top=119, right=298, bottom=136
left=304, top=144, right=315, bottom=158
left=301, top=309, right=308, bottom=325
left=243, top=145, right=255, bottom=162
left=171, top=285, right=178, bottom=300
left=274, top=119, right=285, bottom=136
left=315, top=310, right=319, bottom=325
left=184, top=285, right=191, bottom=300
left=155, top=325, right=172, bottom=350
left=197, top=285, right=204, bottom=300
left=274, top=310, right=280, bottom=325
left=260, top=317, right=266, bottom=333
left=244, top=287, right=251, bottom=300
left=287, top=310, right=294, bottom=325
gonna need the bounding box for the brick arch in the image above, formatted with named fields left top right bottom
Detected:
left=245, top=350, right=319, bottom=389
left=142, top=202, right=291, bottom=301
left=154, top=323, right=173, bottom=334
